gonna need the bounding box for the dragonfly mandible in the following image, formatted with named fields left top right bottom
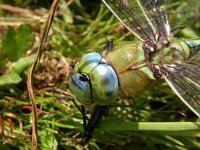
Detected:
left=68, top=0, right=200, bottom=142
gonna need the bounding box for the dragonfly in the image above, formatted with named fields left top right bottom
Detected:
left=68, top=0, right=200, bottom=142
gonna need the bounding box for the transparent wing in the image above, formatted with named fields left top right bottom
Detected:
left=102, top=0, right=171, bottom=42
left=164, top=53, right=200, bottom=117
left=102, top=0, right=200, bottom=42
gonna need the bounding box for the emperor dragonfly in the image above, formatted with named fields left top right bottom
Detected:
left=68, top=0, right=200, bottom=142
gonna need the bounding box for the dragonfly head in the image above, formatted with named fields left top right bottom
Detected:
left=69, top=52, right=119, bottom=106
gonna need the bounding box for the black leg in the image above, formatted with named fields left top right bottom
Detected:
left=106, top=39, right=113, bottom=53
left=81, top=105, right=87, bottom=131
left=69, top=61, right=76, bottom=69
left=83, top=105, right=107, bottom=143
left=100, top=40, right=113, bottom=57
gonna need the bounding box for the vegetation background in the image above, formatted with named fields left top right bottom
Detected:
left=0, top=0, right=199, bottom=149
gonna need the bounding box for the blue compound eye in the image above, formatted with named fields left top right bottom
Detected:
left=89, top=63, right=119, bottom=105
left=73, top=52, right=102, bottom=74
left=69, top=73, right=92, bottom=105
left=69, top=52, right=119, bottom=106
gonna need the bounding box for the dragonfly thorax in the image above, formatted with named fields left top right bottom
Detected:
left=69, top=52, right=119, bottom=106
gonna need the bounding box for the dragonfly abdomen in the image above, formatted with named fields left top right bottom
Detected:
left=184, top=39, right=200, bottom=58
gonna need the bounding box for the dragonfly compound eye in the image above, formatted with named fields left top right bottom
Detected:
left=69, top=73, right=92, bottom=105
left=69, top=52, right=119, bottom=106
left=89, top=64, right=119, bottom=105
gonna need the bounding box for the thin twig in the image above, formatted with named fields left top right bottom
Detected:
left=27, top=0, right=61, bottom=149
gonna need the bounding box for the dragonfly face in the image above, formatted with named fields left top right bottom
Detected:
left=69, top=52, right=119, bottom=105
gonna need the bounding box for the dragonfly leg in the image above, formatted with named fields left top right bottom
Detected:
left=83, top=105, right=107, bottom=143
left=171, top=26, right=185, bottom=37
left=81, top=105, right=88, bottom=131
left=69, top=61, right=76, bottom=69
left=143, top=45, right=161, bottom=79
left=100, top=40, right=113, bottom=57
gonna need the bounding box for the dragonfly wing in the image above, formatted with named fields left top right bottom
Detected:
left=163, top=54, right=200, bottom=117
left=102, top=0, right=171, bottom=42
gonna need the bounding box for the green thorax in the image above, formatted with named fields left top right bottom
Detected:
left=106, top=42, right=154, bottom=97
left=106, top=39, right=200, bottom=97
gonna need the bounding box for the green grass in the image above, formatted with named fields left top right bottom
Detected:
left=0, top=0, right=200, bottom=149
